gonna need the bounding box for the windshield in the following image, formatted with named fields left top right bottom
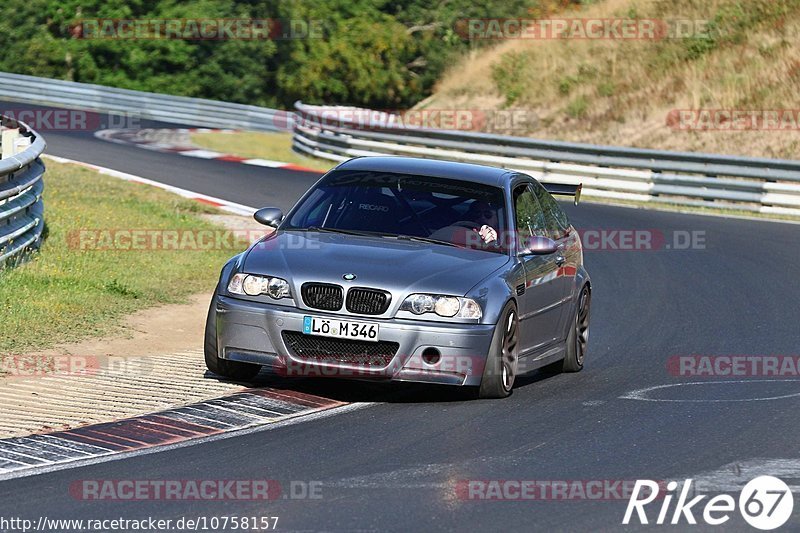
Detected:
left=283, top=170, right=508, bottom=253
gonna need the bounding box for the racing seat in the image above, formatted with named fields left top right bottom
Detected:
left=335, top=188, right=403, bottom=234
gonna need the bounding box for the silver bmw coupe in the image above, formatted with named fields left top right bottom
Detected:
left=205, top=157, right=590, bottom=398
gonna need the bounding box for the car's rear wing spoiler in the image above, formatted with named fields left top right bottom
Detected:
left=541, top=182, right=582, bottom=206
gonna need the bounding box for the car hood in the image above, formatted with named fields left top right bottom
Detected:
left=242, top=231, right=510, bottom=296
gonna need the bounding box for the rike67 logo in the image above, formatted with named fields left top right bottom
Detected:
left=623, top=476, right=794, bottom=530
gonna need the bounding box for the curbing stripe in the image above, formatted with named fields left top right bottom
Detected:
left=0, top=449, right=49, bottom=465
left=142, top=415, right=217, bottom=435
left=0, top=388, right=344, bottom=477
left=0, top=442, right=69, bottom=462
left=217, top=155, right=248, bottom=163
left=95, top=128, right=323, bottom=173
left=157, top=409, right=238, bottom=430
left=177, top=149, right=227, bottom=159
left=249, top=388, right=334, bottom=408
left=0, top=458, right=27, bottom=469
left=27, top=435, right=111, bottom=455
left=239, top=158, right=287, bottom=167
left=206, top=395, right=295, bottom=416
left=55, top=433, right=123, bottom=451
left=124, top=419, right=204, bottom=439
left=180, top=404, right=261, bottom=427
left=63, top=429, right=145, bottom=449
left=0, top=402, right=370, bottom=483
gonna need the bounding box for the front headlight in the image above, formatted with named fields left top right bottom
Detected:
left=267, top=277, right=291, bottom=299
left=400, top=294, right=482, bottom=319
left=227, top=273, right=291, bottom=300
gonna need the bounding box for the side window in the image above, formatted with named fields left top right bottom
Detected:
left=513, top=184, right=547, bottom=249
left=532, top=182, right=570, bottom=240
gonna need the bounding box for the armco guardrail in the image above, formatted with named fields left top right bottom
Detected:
left=0, top=115, right=45, bottom=266
left=3, top=73, right=798, bottom=216
left=293, top=102, right=800, bottom=217
left=0, top=72, right=289, bottom=132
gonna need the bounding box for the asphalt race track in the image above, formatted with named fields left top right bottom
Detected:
left=0, top=100, right=322, bottom=209
left=1, top=101, right=799, bottom=531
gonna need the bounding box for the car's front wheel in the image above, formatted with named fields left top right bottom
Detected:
left=204, top=296, right=262, bottom=381
left=478, top=301, right=519, bottom=399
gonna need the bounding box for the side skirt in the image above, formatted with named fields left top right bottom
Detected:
left=517, top=343, right=566, bottom=375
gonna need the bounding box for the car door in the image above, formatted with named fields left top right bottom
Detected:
left=531, top=181, right=579, bottom=341
left=513, top=183, right=564, bottom=355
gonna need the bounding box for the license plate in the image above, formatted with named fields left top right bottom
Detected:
left=302, top=316, right=379, bottom=342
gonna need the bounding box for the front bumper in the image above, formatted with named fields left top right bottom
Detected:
left=215, top=295, right=495, bottom=386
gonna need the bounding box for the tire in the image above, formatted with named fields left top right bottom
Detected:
left=478, top=301, right=519, bottom=399
left=560, top=285, right=591, bottom=372
left=204, top=296, right=261, bottom=381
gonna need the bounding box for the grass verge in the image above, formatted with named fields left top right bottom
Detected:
left=190, top=131, right=332, bottom=172
left=426, top=0, right=800, bottom=159
left=0, top=160, right=234, bottom=354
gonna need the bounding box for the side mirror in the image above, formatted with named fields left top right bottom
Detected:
left=519, top=236, right=558, bottom=256
left=253, top=207, right=284, bottom=228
